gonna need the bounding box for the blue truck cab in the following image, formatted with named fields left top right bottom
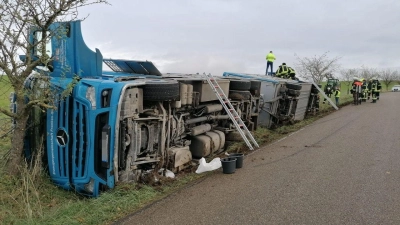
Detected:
left=23, top=21, right=167, bottom=196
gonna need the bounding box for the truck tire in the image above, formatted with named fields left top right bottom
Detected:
left=226, top=131, right=243, bottom=141
left=249, top=80, right=262, bottom=97
left=142, top=79, right=180, bottom=101
left=249, top=80, right=261, bottom=91
left=311, top=85, right=320, bottom=94
left=287, top=89, right=301, bottom=97
left=311, top=89, right=319, bottom=94
left=229, top=80, right=251, bottom=91
left=229, top=90, right=251, bottom=100
left=286, top=83, right=302, bottom=90
left=311, top=84, right=321, bottom=94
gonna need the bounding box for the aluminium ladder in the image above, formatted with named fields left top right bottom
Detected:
left=203, top=73, right=259, bottom=150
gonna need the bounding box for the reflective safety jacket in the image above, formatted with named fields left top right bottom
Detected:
left=335, top=90, right=341, bottom=98
left=266, top=53, right=276, bottom=62
left=362, top=81, right=368, bottom=90
left=287, top=67, right=296, bottom=79
left=288, top=67, right=295, bottom=75
left=371, top=82, right=377, bottom=91
left=276, top=65, right=289, bottom=77
left=351, top=81, right=362, bottom=93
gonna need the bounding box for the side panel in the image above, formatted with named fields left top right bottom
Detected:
left=294, top=83, right=312, bottom=121
left=258, top=82, right=281, bottom=128
left=193, top=80, right=230, bottom=102
left=50, top=21, right=103, bottom=78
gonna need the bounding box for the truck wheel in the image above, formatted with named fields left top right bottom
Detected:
left=286, top=83, right=302, bottom=90
left=279, top=86, right=287, bottom=93
left=287, top=89, right=301, bottom=97
left=250, top=80, right=262, bottom=97
left=229, top=90, right=251, bottom=100
left=229, top=80, right=251, bottom=91
left=142, top=79, right=180, bottom=101
left=311, top=87, right=320, bottom=94
left=311, top=84, right=321, bottom=94
left=249, top=80, right=261, bottom=91
left=226, top=131, right=243, bottom=141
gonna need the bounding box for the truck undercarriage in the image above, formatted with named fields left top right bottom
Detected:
left=113, top=77, right=261, bottom=184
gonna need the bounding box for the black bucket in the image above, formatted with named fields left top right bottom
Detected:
left=228, top=153, right=244, bottom=168
left=221, top=158, right=237, bottom=174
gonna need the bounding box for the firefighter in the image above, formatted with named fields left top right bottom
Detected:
left=287, top=67, right=297, bottom=80
left=275, top=63, right=289, bottom=78
left=351, top=78, right=362, bottom=105
left=370, top=78, right=382, bottom=103
left=360, top=78, right=368, bottom=102
left=367, top=79, right=372, bottom=100
left=376, top=79, right=382, bottom=100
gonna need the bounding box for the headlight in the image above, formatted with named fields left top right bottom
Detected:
left=101, top=125, right=111, bottom=168
left=84, top=178, right=95, bottom=194
left=86, top=86, right=96, bottom=109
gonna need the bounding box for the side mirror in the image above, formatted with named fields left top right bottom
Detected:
left=47, top=60, right=54, bottom=72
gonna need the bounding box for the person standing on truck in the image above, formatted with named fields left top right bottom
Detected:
left=334, top=87, right=341, bottom=106
left=275, top=62, right=289, bottom=78
left=265, top=51, right=276, bottom=75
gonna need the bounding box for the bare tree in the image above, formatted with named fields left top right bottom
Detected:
left=359, top=66, right=379, bottom=81
left=379, top=69, right=398, bottom=91
left=0, top=0, right=109, bottom=176
left=295, top=52, right=341, bottom=84
left=340, top=68, right=359, bottom=94
left=394, top=70, right=400, bottom=85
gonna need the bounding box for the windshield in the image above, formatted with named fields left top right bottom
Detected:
left=34, top=31, right=52, bottom=58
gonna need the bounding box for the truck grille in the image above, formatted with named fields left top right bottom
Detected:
left=57, top=97, right=70, bottom=178
left=72, top=100, right=88, bottom=179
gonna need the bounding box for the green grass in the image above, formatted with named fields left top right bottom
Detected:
left=0, top=79, right=381, bottom=224
left=0, top=76, right=12, bottom=162
left=0, top=76, right=13, bottom=110
left=0, top=162, right=209, bottom=225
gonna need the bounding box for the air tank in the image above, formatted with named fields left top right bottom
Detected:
left=180, top=83, right=188, bottom=105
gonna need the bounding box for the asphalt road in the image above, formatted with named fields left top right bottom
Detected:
left=117, top=92, right=400, bottom=225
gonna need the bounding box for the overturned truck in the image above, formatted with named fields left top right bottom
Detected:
left=18, top=21, right=318, bottom=197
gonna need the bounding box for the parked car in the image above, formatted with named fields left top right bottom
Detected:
left=392, top=85, right=400, bottom=92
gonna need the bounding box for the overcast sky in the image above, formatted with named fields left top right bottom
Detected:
left=78, top=0, right=400, bottom=75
